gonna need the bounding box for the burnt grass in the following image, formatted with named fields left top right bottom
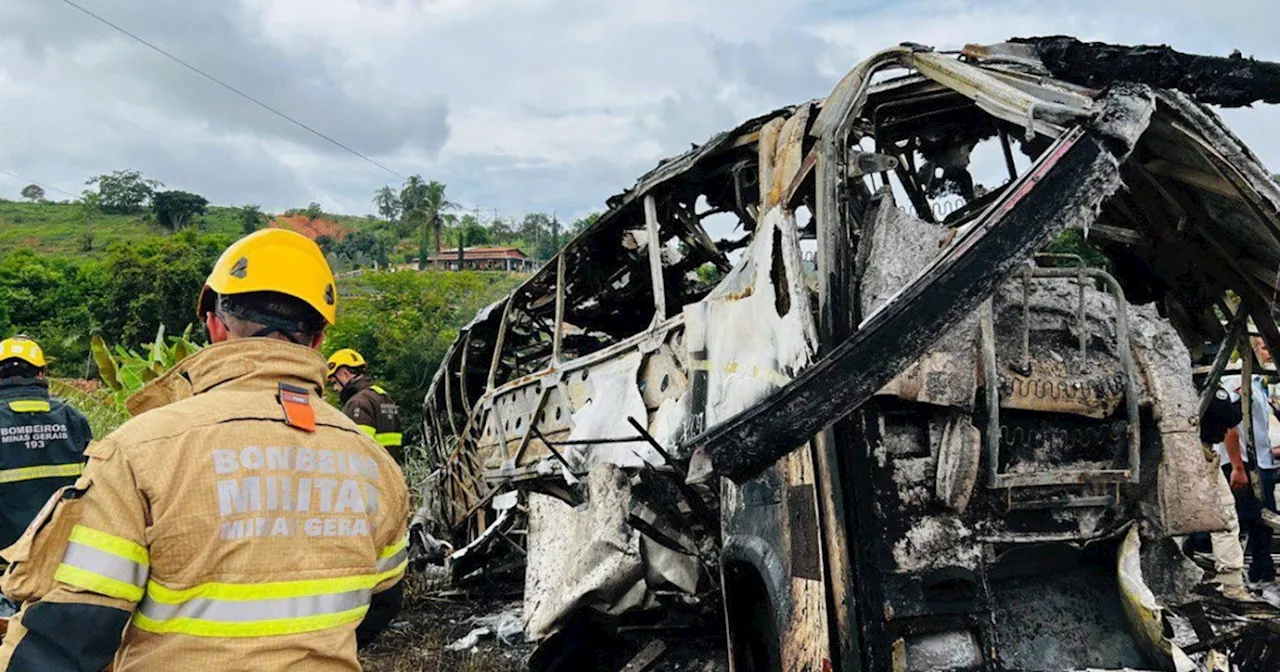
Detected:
left=360, top=572, right=728, bottom=671
left=360, top=573, right=528, bottom=672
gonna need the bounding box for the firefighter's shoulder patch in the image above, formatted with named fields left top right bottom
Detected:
left=278, top=383, right=316, bottom=432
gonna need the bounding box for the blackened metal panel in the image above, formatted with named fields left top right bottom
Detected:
left=788, top=484, right=822, bottom=581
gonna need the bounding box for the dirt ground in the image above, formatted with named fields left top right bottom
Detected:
left=360, top=572, right=728, bottom=672
left=360, top=572, right=528, bottom=672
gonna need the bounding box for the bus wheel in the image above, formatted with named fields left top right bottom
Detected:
left=723, top=561, right=782, bottom=672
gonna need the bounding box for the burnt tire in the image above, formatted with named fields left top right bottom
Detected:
left=724, top=562, right=782, bottom=672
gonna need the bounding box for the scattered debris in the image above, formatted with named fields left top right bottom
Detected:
left=470, top=603, right=526, bottom=646
left=620, top=640, right=668, bottom=672
left=444, top=602, right=525, bottom=651
left=359, top=577, right=533, bottom=672
left=445, top=627, right=492, bottom=653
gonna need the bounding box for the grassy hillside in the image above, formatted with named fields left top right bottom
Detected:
left=0, top=198, right=406, bottom=260
left=0, top=198, right=558, bottom=268
left=1, top=194, right=534, bottom=453
left=0, top=200, right=246, bottom=257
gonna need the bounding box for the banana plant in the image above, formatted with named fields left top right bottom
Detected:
left=92, top=324, right=204, bottom=408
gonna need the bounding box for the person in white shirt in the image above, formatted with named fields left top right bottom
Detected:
left=1215, top=375, right=1276, bottom=468
left=1214, top=364, right=1278, bottom=582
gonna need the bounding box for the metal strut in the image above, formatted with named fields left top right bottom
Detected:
left=983, top=261, right=1141, bottom=491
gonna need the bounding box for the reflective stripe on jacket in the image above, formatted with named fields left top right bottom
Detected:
left=0, top=378, right=92, bottom=549
left=0, top=340, right=410, bottom=672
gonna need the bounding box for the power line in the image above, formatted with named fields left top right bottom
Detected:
left=56, top=1, right=514, bottom=221
left=53, top=0, right=404, bottom=179
left=0, top=169, right=77, bottom=198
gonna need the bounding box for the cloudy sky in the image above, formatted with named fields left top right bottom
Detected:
left=1, top=0, right=1278, bottom=223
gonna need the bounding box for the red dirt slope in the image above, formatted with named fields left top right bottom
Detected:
left=270, top=215, right=352, bottom=241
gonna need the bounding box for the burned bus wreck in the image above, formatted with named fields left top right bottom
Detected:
left=420, top=37, right=1280, bottom=671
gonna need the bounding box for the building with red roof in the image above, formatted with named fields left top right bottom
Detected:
left=423, top=247, right=536, bottom=272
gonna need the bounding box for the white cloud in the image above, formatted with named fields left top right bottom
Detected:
left=1, top=0, right=1279, bottom=219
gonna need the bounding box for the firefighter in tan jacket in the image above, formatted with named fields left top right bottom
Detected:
left=0, top=229, right=409, bottom=671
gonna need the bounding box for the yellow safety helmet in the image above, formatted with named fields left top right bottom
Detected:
left=197, top=228, right=338, bottom=324
left=326, top=348, right=367, bottom=379
left=0, top=336, right=46, bottom=368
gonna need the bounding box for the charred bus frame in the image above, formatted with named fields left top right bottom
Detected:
left=422, top=38, right=1280, bottom=671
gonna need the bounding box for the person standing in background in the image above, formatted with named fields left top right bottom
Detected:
left=1199, top=385, right=1248, bottom=590
left=327, top=349, right=404, bottom=465
left=0, top=337, right=92, bottom=550
left=1216, top=362, right=1278, bottom=583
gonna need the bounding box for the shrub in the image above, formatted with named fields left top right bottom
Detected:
left=92, top=323, right=204, bottom=408
left=324, top=270, right=521, bottom=445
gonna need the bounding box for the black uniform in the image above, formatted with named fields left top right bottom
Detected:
left=339, top=376, right=403, bottom=464
left=1201, top=385, right=1275, bottom=581
left=1202, top=387, right=1244, bottom=444
left=0, top=378, right=92, bottom=549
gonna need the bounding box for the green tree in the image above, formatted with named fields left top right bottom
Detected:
left=76, top=190, right=101, bottom=252
left=398, top=176, right=427, bottom=238
left=79, top=228, right=95, bottom=253
left=305, top=202, right=324, bottom=220
left=534, top=213, right=562, bottom=260
left=315, top=234, right=337, bottom=255
left=489, top=216, right=515, bottom=243
left=324, top=270, right=522, bottom=436
left=568, top=212, right=600, bottom=236
left=422, top=182, right=457, bottom=271
left=400, top=207, right=427, bottom=261
left=318, top=230, right=395, bottom=272
left=20, top=184, right=44, bottom=203
left=520, top=213, right=551, bottom=250
left=0, top=249, right=103, bottom=376
left=152, top=190, right=209, bottom=230
left=86, top=169, right=162, bottom=214
left=455, top=215, right=491, bottom=262
left=92, top=231, right=231, bottom=346
left=399, top=176, right=427, bottom=211
left=1043, top=228, right=1110, bottom=270
left=238, top=204, right=265, bottom=234
left=340, top=230, right=394, bottom=268
left=373, top=186, right=400, bottom=226
left=0, top=233, right=233, bottom=377
left=92, top=324, right=203, bottom=408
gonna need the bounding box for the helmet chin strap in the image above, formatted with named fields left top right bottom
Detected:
left=249, top=323, right=304, bottom=345
left=216, top=295, right=310, bottom=345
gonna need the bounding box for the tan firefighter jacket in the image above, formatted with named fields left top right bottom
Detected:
left=0, top=339, right=410, bottom=672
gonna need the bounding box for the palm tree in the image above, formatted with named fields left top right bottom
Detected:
left=399, top=176, right=426, bottom=211
left=404, top=179, right=456, bottom=270
left=399, top=176, right=427, bottom=240
left=372, top=186, right=400, bottom=226
left=397, top=176, right=459, bottom=269
left=424, top=181, right=454, bottom=253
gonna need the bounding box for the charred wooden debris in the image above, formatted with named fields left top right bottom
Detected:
left=416, top=37, right=1280, bottom=671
